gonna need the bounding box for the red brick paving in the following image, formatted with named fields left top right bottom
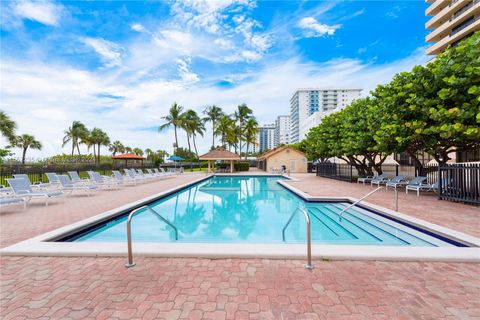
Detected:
left=1, top=172, right=480, bottom=319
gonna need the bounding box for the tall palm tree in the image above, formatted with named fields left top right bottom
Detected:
left=159, top=102, right=184, bottom=152
left=132, top=148, right=144, bottom=156
left=80, top=129, right=95, bottom=158
left=0, top=110, right=17, bottom=144
left=234, top=104, right=253, bottom=156
left=215, top=115, right=235, bottom=147
left=243, top=118, right=259, bottom=159
left=203, top=105, right=223, bottom=149
left=144, top=148, right=154, bottom=160
left=62, top=121, right=87, bottom=156
left=109, top=140, right=125, bottom=156
left=157, top=150, right=168, bottom=163
left=184, top=110, right=205, bottom=159
left=90, top=128, right=110, bottom=164
left=13, top=134, right=42, bottom=164
left=124, top=146, right=133, bottom=153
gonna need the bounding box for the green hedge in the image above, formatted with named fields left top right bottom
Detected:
left=217, top=162, right=250, bottom=171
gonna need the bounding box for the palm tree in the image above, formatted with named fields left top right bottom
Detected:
left=80, top=129, right=94, bottom=157
left=159, top=102, right=184, bottom=152
left=13, top=134, right=42, bottom=164
left=215, top=115, right=234, bottom=147
left=184, top=110, right=205, bottom=159
left=157, top=150, right=168, bottom=163
left=89, top=128, right=110, bottom=164
left=124, top=146, right=133, bottom=153
left=181, top=110, right=195, bottom=160
left=109, top=140, right=125, bottom=156
left=62, top=121, right=87, bottom=156
left=132, top=148, right=144, bottom=156
left=0, top=111, right=17, bottom=144
left=144, top=148, right=154, bottom=160
left=243, top=118, right=259, bottom=159
left=203, top=105, right=223, bottom=149
left=234, top=104, right=253, bottom=156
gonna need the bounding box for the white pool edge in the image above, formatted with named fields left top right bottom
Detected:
left=1, top=174, right=479, bottom=263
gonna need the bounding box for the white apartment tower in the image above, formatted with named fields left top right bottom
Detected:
left=274, top=115, right=291, bottom=146
left=289, top=88, right=362, bottom=143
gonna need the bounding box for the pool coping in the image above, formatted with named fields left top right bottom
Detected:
left=1, top=174, right=479, bottom=263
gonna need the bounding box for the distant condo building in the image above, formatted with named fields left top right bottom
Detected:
left=289, top=88, right=362, bottom=143
left=425, top=0, right=480, bottom=55
left=254, top=123, right=276, bottom=153
left=274, top=115, right=291, bottom=146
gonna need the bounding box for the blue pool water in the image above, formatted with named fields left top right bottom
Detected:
left=69, top=176, right=456, bottom=246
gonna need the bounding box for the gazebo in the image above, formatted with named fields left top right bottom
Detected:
left=112, top=153, right=145, bottom=167
left=199, top=148, right=241, bottom=173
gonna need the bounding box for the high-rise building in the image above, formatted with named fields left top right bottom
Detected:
left=289, top=88, right=362, bottom=143
left=274, top=115, right=291, bottom=146
left=425, top=0, right=480, bottom=55
left=256, top=123, right=276, bottom=153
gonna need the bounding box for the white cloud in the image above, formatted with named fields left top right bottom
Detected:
left=81, top=37, right=123, bottom=67
left=131, top=23, right=148, bottom=33
left=0, top=47, right=429, bottom=160
left=13, top=0, right=63, bottom=26
left=298, top=17, right=340, bottom=38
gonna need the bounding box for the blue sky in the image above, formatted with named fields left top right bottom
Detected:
left=0, top=0, right=429, bottom=158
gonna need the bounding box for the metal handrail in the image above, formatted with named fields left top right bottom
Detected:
left=282, top=207, right=314, bottom=270
left=338, top=187, right=383, bottom=219
left=125, top=205, right=178, bottom=268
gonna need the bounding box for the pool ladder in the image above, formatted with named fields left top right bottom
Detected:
left=282, top=207, right=314, bottom=270
left=125, top=205, right=178, bottom=268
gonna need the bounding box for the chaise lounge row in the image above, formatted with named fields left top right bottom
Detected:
left=357, top=174, right=450, bottom=196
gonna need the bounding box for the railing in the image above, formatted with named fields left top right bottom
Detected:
left=338, top=187, right=383, bottom=219
left=438, top=163, right=480, bottom=205
left=282, top=207, right=314, bottom=270
left=125, top=205, right=178, bottom=268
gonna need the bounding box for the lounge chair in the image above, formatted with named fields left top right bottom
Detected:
left=124, top=169, right=147, bottom=183
left=357, top=174, right=378, bottom=185
left=384, top=175, right=408, bottom=189
left=386, top=176, right=427, bottom=190
left=13, top=174, right=50, bottom=189
left=0, top=196, right=26, bottom=210
left=112, top=171, right=136, bottom=186
left=146, top=168, right=162, bottom=178
left=157, top=168, right=174, bottom=176
left=7, top=178, right=64, bottom=206
left=135, top=169, right=155, bottom=180
left=68, top=171, right=91, bottom=185
left=370, top=174, right=391, bottom=187
left=57, top=175, right=98, bottom=196
left=0, top=185, right=13, bottom=197
left=45, top=172, right=61, bottom=186
left=406, top=178, right=450, bottom=196
left=89, top=172, right=120, bottom=189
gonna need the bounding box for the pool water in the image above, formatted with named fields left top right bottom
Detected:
left=70, top=176, right=455, bottom=247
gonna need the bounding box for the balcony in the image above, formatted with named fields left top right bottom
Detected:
left=426, top=0, right=469, bottom=29
left=426, top=2, right=480, bottom=42
left=426, top=17, right=480, bottom=54
left=426, top=0, right=451, bottom=16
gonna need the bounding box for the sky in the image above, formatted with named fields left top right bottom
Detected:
left=0, top=0, right=429, bottom=160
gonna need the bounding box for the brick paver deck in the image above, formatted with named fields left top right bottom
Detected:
left=1, top=172, right=479, bottom=319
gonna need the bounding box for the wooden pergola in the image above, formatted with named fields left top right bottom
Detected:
left=199, top=148, right=241, bottom=173
left=112, top=153, right=145, bottom=167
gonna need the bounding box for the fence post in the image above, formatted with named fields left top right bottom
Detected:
left=349, top=165, right=353, bottom=183
left=438, top=165, right=442, bottom=201
left=395, top=165, right=399, bottom=177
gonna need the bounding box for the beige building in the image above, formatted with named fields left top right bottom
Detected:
left=257, top=146, right=308, bottom=173
left=425, top=0, right=480, bottom=55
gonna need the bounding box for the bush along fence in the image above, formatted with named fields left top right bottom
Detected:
left=316, top=162, right=479, bottom=205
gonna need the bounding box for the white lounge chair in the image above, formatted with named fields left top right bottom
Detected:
left=45, top=172, right=61, bottom=187
left=386, top=176, right=427, bottom=190
left=370, top=174, right=391, bottom=187
left=13, top=174, right=50, bottom=189
left=112, top=171, right=136, bottom=186
left=57, top=175, right=98, bottom=196
left=124, top=169, right=146, bottom=183
left=7, top=178, right=64, bottom=206
left=135, top=169, right=155, bottom=180
left=406, top=179, right=450, bottom=196
left=0, top=196, right=27, bottom=210
left=385, top=175, right=408, bottom=189
left=68, top=171, right=91, bottom=185
left=90, top=172, right=120, bottom=189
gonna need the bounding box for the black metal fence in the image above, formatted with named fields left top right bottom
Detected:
left=315, top=162, right=479, bottom=205
left=0, top=164, right=157, bottom=187
left=439, top=163, right=480, bottom=204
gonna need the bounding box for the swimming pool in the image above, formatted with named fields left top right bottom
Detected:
left=61, top=176, right=460, bottom=247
